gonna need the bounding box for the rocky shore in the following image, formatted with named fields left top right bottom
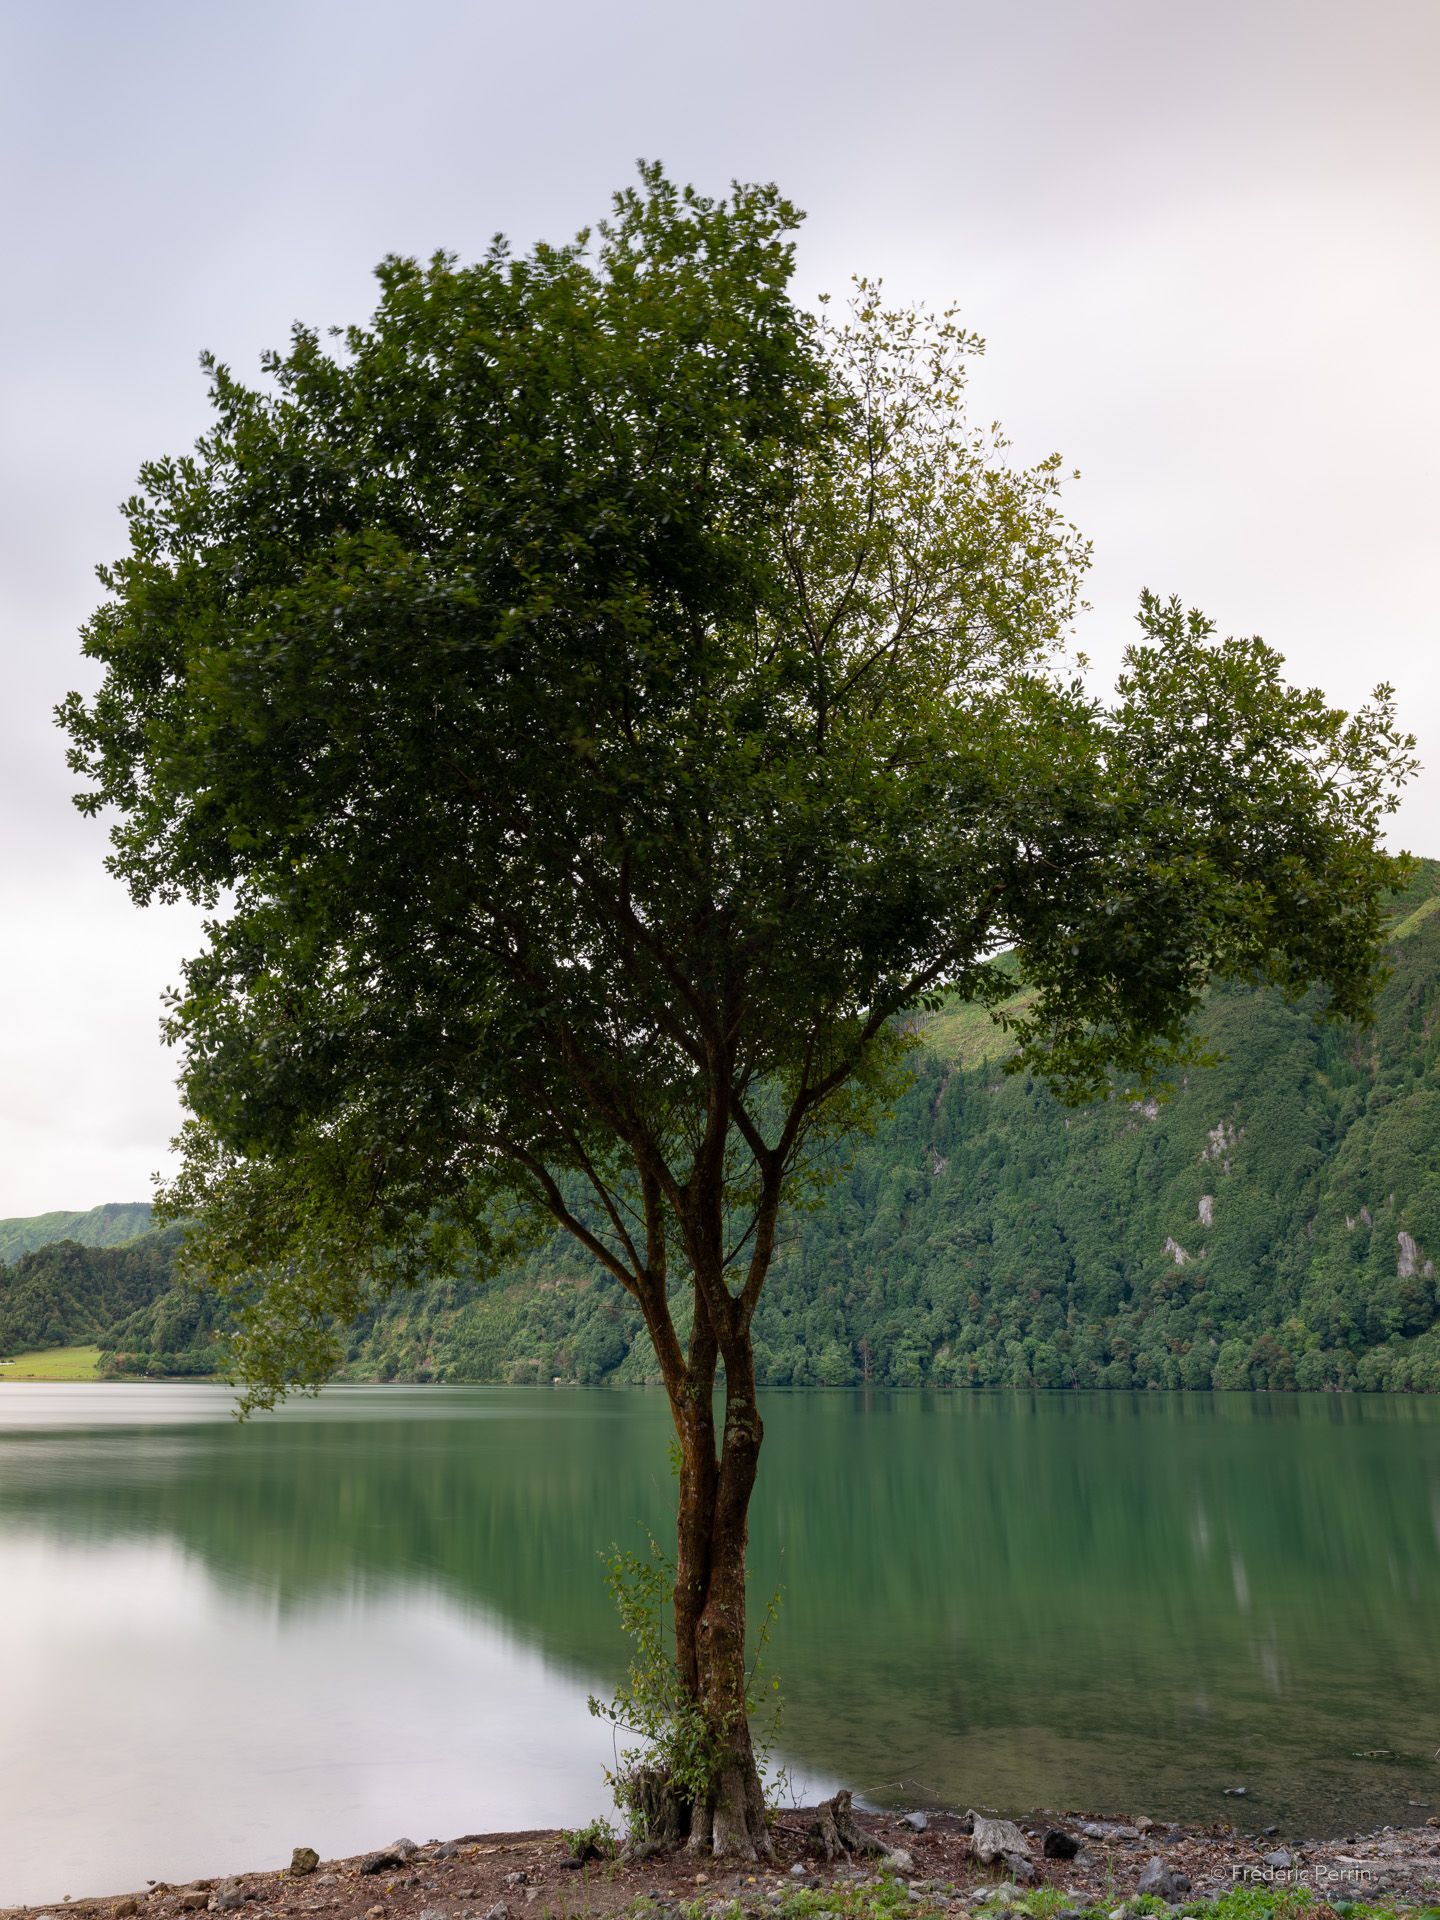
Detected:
left=7, top=1803, right=1440, bottom=1920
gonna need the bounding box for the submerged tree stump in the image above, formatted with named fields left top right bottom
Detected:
left=809, top=1790, right=889, bottom=1862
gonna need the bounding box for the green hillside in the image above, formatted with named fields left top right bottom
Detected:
left=0, top=1227, right=182, bottom=1358
left=19, top=859, right=1440, bottom=1393
left=0, top=1200, right=153, bottom=1263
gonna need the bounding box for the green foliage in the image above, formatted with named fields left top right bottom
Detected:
left=589, top=1539, right=785, bottom=1833
left=560, top=1815, right=618, bottom=1859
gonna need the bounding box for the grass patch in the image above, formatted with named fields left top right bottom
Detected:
left=0, top=1344, right=103, bottom=1381
left=638, top=1878, right=1440, bottom=1920
left=1393, top=893, right=1440, bottom=940
left=914, top=989, right=1033, bottom=1068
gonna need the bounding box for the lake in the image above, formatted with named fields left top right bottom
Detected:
left=1, top=1386, right=1438, bottom=1904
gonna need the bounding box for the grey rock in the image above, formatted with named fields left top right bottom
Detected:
left=1136, top=1858, right=1190, bottom=1900
left=970, top=1815, right=1032, bottom=1865
left=1044, top=1831, right=1081, bottom=1861
left=981, top=1885, right=1023, bottom=1906
left=790, top=1864, right=809, bottom=1879
left=483, top=1905, right=512, bottom=1920
left=883, top=1848, right=916, bottom=1874
left=290, top=1847, right=320, bottom=1877
left=210, top=1885, right=246, bottom=1913
left=504, top=1872, right=529, bottom=1887
left=1263, top=1850, right=1295, bottom=1871
left=1081, top=1822, right=1140, bottom=1843
left=391, top=1838, right=419, bottom=1859
left=422, top=1911, right=450, bottom=1920
left=360, top=1850, right=408, bottom=1875
left=1005, top=1856, right=1037, bottom=1885
left=902, top=1812, right=930, bottom=1833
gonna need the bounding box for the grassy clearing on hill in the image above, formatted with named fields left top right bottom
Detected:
left=0, top=1344, right=102, bottom=1380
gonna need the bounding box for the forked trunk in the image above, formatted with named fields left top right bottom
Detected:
left=671, top=1340, right=771, bottom=1859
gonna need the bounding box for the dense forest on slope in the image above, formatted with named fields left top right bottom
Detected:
left=0, top=1226, right=183, bottom=1357
left=9, top=861, right=1440, bottom=1391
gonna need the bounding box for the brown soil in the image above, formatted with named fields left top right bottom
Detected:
left=7, top=1806, right=1440, bottom=1920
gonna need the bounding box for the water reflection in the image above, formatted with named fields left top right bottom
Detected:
left=1, top=1386, right=1438, bottom=1905
left=0, top=1527, right=622, bottom=1903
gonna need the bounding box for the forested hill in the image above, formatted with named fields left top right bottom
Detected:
left=14, top=859, right=1440, bottom=1391
left=0, top=1201, right=153, bottom=1263
left=0, top=1227, right=183, bottom=1358
left=339, top=856, right=1440, bottom=1393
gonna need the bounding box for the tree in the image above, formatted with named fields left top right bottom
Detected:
left=60, top=166, right=1415, bottom=1856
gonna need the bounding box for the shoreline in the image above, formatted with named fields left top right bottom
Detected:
left=6, top=1804, right=1439, bottom=1920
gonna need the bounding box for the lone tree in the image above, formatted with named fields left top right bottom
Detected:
left=62, top=167, right=1414, bottom=1856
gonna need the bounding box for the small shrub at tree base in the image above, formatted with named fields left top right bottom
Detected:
left=590, top=1540, right=786, bottom=1841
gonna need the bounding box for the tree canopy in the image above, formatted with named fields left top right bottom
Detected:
left=60, top=164, right=1416, bottom=1854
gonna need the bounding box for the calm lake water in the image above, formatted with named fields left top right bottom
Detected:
left=1, top=1385, right=1439, bottom=1902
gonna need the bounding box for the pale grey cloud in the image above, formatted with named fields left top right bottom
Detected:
left=1, top=0, right=1435, bottom=1211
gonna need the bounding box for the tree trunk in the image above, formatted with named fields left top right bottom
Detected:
left=669, top=1329, right=771, bottom=1859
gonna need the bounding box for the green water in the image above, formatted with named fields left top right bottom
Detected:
left=1, top=1386, right=1438, bottom=1903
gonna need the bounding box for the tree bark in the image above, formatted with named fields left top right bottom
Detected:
left=667, top=1317, right=771, bottom=1859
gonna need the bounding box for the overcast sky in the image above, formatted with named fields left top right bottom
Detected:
left=1, top=0, right=1436, bottom=1216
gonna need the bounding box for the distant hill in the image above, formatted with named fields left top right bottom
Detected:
left=0, top=1202, right=153, bottom=1263
left=13, top=861, right=1440, bottom=1392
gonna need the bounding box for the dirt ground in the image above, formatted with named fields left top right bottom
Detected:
left=8, top=1803, right=1440, bottom=1920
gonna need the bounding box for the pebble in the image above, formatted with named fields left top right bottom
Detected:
left=290, top=1848, right=320, bottom=1877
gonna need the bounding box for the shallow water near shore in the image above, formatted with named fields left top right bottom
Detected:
left=1, top=1385, right=1438, bottom=1904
